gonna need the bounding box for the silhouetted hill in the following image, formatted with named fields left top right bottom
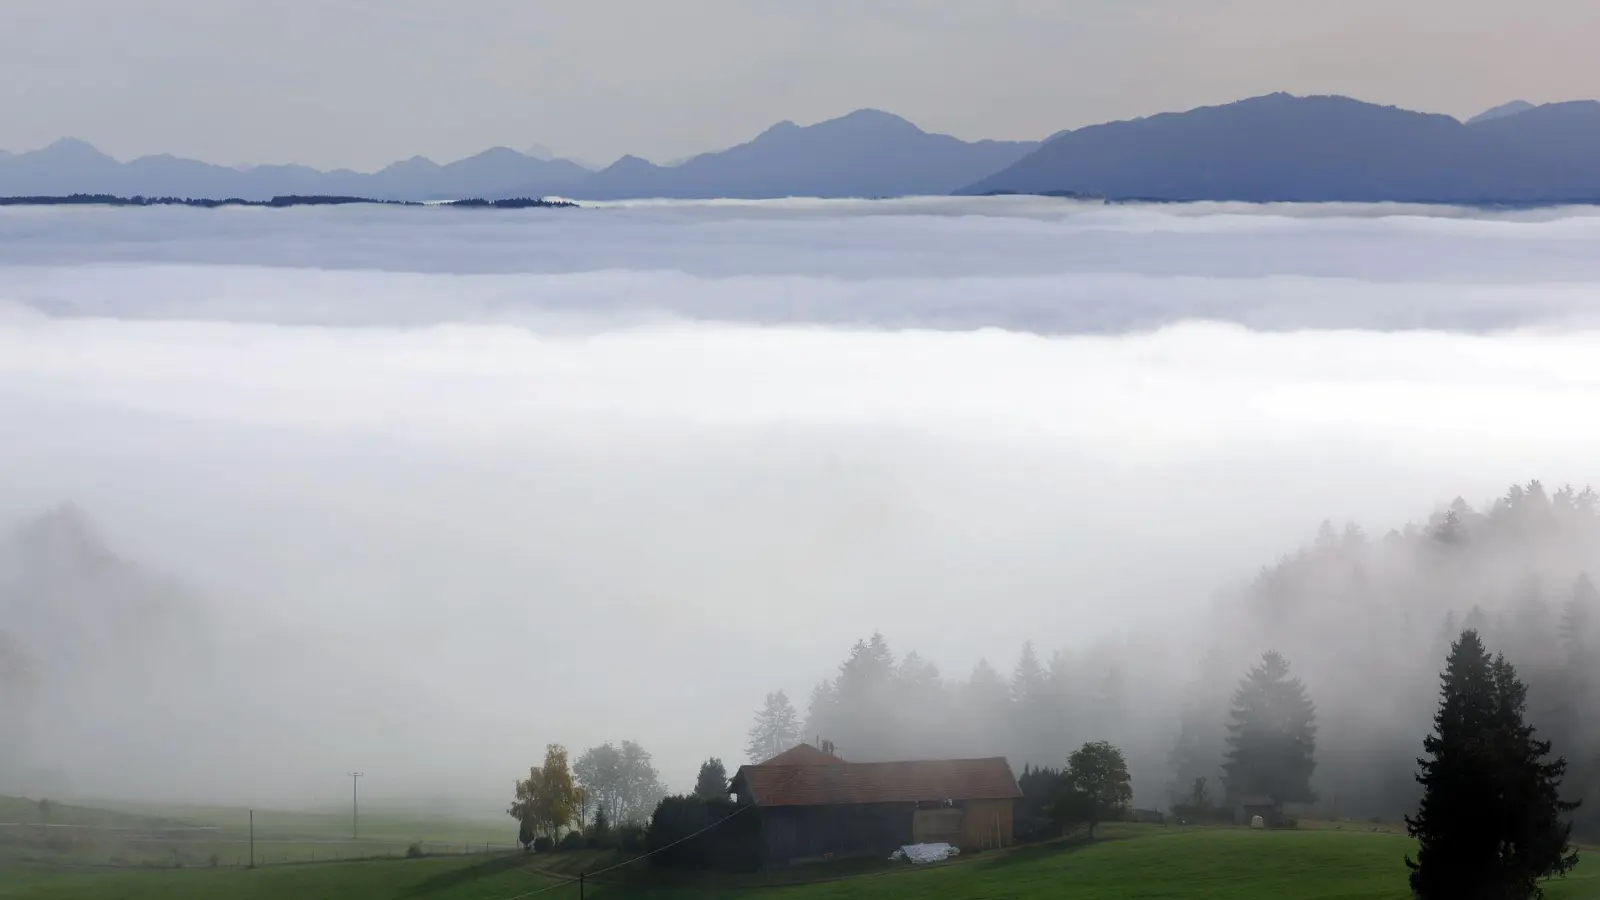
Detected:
left=963, top=94, right=1600, bottom=203
left=1467, top=100, right=1535, bottom=125
left=13, top=97, right=1600, bottom=204
left=0, top=141, right=590, bottom=202
left=0, top=194, right=577, bottom=210
left=566, top=109, right=1038, bottom=200
left=0, top=113, right=1031, bottom=201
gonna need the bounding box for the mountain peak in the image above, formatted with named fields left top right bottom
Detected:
left=603, top=154, right=661, bottom=173
left=462, top=146, right=527, bottom=162
left=379, top=155, right=441, bottom=174
left=1467, top=100, right=1536, bottom=125
left=754, top=120, right=800, bottom=139
left=818, top=108, right=921, bottom=133
left=32, top=137, right=116, bottom=162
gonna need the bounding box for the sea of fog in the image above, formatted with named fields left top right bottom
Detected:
left=2, top=197, right=1600, bottom=811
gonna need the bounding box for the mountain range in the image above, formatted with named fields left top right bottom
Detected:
left=0, top=110, right=1035, bottom=203
left=965, top=93, right=1600, bottom=203
left=3, top=95, right=1599, bottom=203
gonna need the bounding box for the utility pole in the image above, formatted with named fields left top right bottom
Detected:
left=248, top=809, right=254, bottom=869
left=348, top=772, right=364, bottom=840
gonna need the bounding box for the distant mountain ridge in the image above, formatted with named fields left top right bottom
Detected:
left=0, top=110, right=1038, bottom=202
left=6, top=95, right=1600, bottom=204
left=1467, top=100, right=1536, bottom=125
left=0, top=138, right=593, bottom=202
left=963, top=93, right=1600, bottom=203
left=569, top=109, right=1038, bottom=200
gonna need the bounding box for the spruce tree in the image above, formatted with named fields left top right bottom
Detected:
left=1406, top=630, right=1579, bottom=900
left=745, top=690, right=802, bottom=763
left=1222, top=651, right=1317, bottom=805
left=693, top=758, right=728, bottom=800
left=1011, top=642, right=1054, bottom=765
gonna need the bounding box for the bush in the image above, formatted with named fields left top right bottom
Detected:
left=616, top=823, right=646, bottom=854
left=645, top=795, right=760, bottom=872
left=406, top=843, right=425, bottom=859
left=559, top=831, right=585, bottom=851
left=1015, top=765, right=1068, bottom=843
left=532, top=836, right=554, bottom=853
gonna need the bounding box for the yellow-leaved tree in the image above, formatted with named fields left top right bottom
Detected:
left=533, top=743, right=579, bottom=840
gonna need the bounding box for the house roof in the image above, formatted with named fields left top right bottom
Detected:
left=732, top=757, right=1022, bottom=808
left=759, top=743, right=846, bottom=767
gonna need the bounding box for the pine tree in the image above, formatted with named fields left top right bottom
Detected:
left=1011, top=641, right=1053, bottom=765
left=693, top=758, right=728, bottom=800
left=588, top=805, right=610, bottom=846
left=1406, top=630, right=1580, bottom=900
left=960, top=658, right=1012, bottom=758
left=802, top=680, right=838, bottom=749
left=1222, top=651, right=1317, bottom=806
left=1559, top=575, right=1600, bottom=835
left=745, top=690, right=802, bottom=763
left=894, top=651, right=945, bottom=758
left=831, top=633, right=897, bottom=758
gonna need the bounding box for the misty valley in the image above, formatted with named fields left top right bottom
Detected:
left=4, top=200, right=1600, bottom=899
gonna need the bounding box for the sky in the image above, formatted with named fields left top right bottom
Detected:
left=4, top=198, right=1600, bottom=812
left=2, top=0, right=1599, bottom=170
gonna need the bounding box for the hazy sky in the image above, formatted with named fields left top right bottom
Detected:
left=2, top=0, right=1598, bottom=170
left=5, top=199, right=1600, bottom=809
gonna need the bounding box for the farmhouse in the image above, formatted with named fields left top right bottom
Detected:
left=729, top=745, right=1021, bottom=866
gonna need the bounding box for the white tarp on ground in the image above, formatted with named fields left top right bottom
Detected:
left=889, top=842, right=960, bottom=864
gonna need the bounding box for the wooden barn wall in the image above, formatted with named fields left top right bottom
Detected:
left=959, top=799, right=1015, bottom=850
left=757, top=803, right=915, bottom=865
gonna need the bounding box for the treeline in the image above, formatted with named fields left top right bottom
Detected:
left=508, top=741, right=764, bottom=869
left=508, top=740, right=667, bottom=852
left=753, top=481, right=1600, bottom=837
left=0, top=193, right=577, bottom=209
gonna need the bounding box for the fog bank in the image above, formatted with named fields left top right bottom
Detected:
left=2, top=199, right=1598, bottom=817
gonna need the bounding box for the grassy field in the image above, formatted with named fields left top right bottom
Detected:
left=0, top=796, right=514, bottom=869
left=3, top=824, right=1597, bottom=900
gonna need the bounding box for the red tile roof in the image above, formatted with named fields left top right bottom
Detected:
left=733, top=758, right=1021, bottom=808
left=759, top=743, right=847, bottom=766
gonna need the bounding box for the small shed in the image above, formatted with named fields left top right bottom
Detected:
left=1233, top=794, right=1280, bottom=827
left=730, top=756, right=1021, bottom=866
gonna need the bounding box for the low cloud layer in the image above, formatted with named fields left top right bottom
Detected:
left=2, top=199, right=1599, bottom=815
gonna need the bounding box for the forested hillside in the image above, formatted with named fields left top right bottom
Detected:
left=774, top=482, right=1600, bottom=833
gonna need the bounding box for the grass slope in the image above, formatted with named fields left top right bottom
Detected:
left=2, top=827, right=1596, bottom=900
left=0, top=797, right=512, bottom=869
left=0, top=799, right=189, bottom=832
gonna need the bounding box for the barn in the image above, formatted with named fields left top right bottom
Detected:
left=729, top=745, right=1021, bottom=867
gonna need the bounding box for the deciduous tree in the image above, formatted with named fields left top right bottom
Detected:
left=1054, top=741, right=1132, bottom=839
